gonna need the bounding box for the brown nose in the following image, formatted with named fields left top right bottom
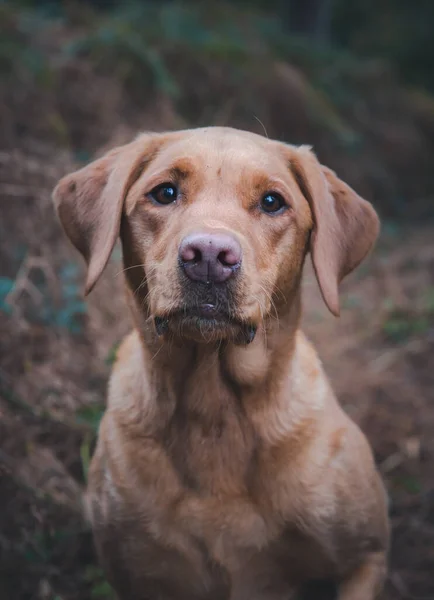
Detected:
left=179, top=232, right=242, bottom=283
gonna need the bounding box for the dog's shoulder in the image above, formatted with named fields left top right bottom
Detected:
left=112, top=329, right=142, bottom=377
left=107, top=329, right=148, bottom=412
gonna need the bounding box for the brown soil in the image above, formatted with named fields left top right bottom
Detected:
left=1, top=11, right=434, bottom=600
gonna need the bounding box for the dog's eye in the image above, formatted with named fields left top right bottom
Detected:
left=149, top=183, right=178, bottom=205
left=260, top=193, right=286, bottom=214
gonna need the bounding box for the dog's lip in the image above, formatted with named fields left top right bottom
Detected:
left=154, top=304, right=232, bottom=327
left=191, top=303, right=220, bottom=318
left=168, top=303, right=231, bottom=321
left=154, top=306, right=257, bottom=344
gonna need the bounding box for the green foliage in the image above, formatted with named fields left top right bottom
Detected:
left=105, top=342, right=120, bottom=366
left=332, top=0, right=434, bottom=91
left=424, top=287, right=434, bottom=313
left=4, top=258, right=86, bottom=332
left=383, top=312, right=429, bottom=342
left=4, top=0, right=434, bottom=92
left=56, top=279, right=87, bottom=332
left=382, top=306, right=433, bottom=343
left=76, top=402, right=104, bottom=480
left=59, top=2, right=285, bottom=98
left=80, top=433, right=92, bottom=482
left=75, top=403, right=105, bottom=433
left=0, top=276, right=14, bottom=314
left=0, top=4, right=52, bottom=84
left=3, top=0, right=434, bottom=132
left=63, top=3, right=182, bottom=98
left=24, top=526, right=82, bottom=564
left=43, top=262, right=87, bottom=333
left=392, top=474, right=423, bottom=495
left=342, top=294, right=362, bottom=309
left=85, top=566, right=115, bottom=599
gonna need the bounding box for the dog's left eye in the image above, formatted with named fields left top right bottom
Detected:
left=260, top=192, right=286, bottom=214
left=149, top=183, right=178, bottom=205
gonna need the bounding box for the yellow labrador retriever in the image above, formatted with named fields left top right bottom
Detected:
left=53, top=127, right=389, bottom=600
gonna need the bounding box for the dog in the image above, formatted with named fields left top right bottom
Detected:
left=53, top=127, right=389, bottom=600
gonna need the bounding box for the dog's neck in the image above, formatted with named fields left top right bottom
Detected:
left=124, top=270, right=302, bottom=417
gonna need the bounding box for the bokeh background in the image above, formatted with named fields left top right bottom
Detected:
left=1, top=1, right=434, bottom=598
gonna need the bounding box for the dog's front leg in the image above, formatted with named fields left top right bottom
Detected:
left=337, top=551, right=387, bottom=600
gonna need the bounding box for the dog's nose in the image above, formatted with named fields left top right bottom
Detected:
left=179, top=232, right=242, bottom=283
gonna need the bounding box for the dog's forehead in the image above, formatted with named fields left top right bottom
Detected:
left=151, top=128, right=289, bottom=178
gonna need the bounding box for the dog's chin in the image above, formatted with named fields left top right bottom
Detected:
left=170, top=315, right=242, bottom=344
left=154, top=305, right=257, bottom=345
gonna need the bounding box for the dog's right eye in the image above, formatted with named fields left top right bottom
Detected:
left=260, top=192, right=286, bottom=214
left=149, top=183, right=178, bottom=205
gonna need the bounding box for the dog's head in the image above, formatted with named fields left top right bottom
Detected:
left=53, top=127, right=379, bottom=344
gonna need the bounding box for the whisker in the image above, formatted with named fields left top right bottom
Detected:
left=115, top=263, right=146, bottom=277
left=262, top=274, right=286, bottom=305
left=253, top=115, right=268, bottom=138
left=151, top=342, right=164, bottom=362
left=251, top=293, right=268, bottom=347
left=257, top=284, right=281, bottom=338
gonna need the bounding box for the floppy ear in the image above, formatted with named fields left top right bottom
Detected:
left=290, top=146, right=380, bottom=316
left=53, top=136, right=154, bottom=295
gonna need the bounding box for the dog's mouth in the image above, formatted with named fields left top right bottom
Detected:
left=154, top=304, right=257, bottom=345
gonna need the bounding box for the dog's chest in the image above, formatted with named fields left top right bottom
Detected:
left=161, top=390, right=257, bottom=490
left=136, top=406, right=274, bottom=560
left=118, top=468, right=329, bottom=599
left=96, top=406, right=334, bottom=598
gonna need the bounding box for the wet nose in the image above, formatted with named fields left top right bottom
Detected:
left=179, top=232, right=242, bottom=283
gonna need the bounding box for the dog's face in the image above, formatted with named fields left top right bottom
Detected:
left=53, top=127, right=379, bottom=344
left=122, top=129, right=315, bottom=344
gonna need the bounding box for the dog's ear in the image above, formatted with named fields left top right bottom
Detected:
left=53, top=136, right=155, bottom=295
left=289, top=146, right=380, bottom=316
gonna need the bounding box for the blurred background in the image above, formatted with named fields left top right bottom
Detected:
left=1, top=1, right=434, bottom=598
